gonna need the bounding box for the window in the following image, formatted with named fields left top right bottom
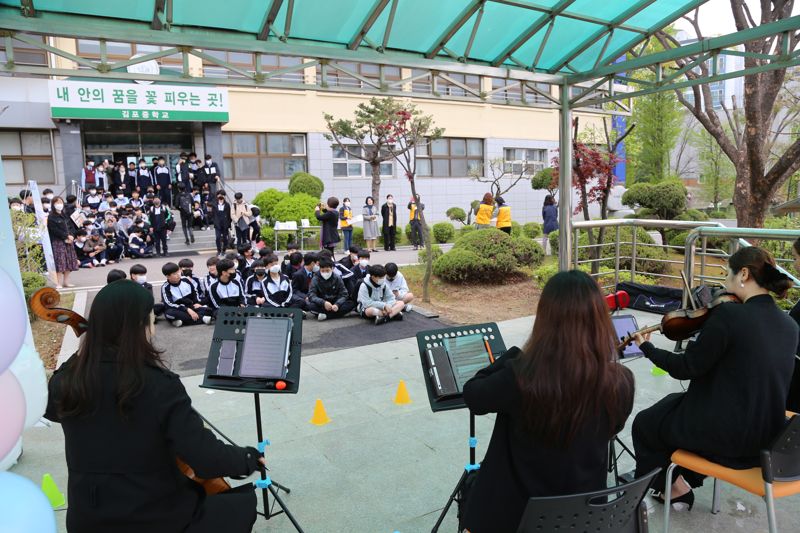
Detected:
left=0, top=130, right=55, bottom=184
left=317, top=62, right=401, bottom=88
left=437, top=73, right=480, bottom=97
left=503, top=148, right=548, bottom=175
left=222, top=132, right=306, bottom=179
left=417, top=138, right=483, bottom=177
left=490, top=80, right=552, bottom=105
left=261, top=55, right=305, bottom=83
left=332, top=146, right=393, bottom=178
left=0, top=34, right=48, bottom=77
left=76, top=40, right=182, bottom=72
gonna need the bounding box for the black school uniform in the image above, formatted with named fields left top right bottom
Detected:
left=46, top=353, right=260, bottom=533
left=207, top=278, right=246, bottom=312
left=786, top=302, right=800, bottom=412
left=154, top=165, right=172, bottom=205
left=161, top=279, right=211, bottom=324
left=124, top=169, right=137, bottom=196
left=633, top=295, right=797, bottom=486
left=136, top=168, right=155, bottom=191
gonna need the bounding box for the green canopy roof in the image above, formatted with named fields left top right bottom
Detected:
left=0, top=0, right=708, bottom=77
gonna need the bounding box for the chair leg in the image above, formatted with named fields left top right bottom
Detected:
left=711, top=478, right=721, bottom=514
left=764, top=482, right=778, bottom=533
left=664, top=463, right=678, bottom=533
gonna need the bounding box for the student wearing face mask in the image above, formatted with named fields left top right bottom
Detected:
left=381, top=194, right=398, bottom=251
left=207, top=259, right=246, bottom=315
left=308, top=257, right=355, bottom=321
left=178, top=258, right=204, bottom=300
left=350, top=250, right=371, bottom=283
left=136, top=159, right=155, bottom=193
left=124, top=162, right=137, bottom=197
left=129, top=190, right=143, bottom=210
left=128, top=227, right=155, bottom=258
left=250, top=256, right=293, bottom=308
left=47, top=196, right=79, bottom=288
left=213, top=192, right=232, bottom=255
left=74, top=229, right=106, bottom=268
left=281, top=243, right=300, bottom=276
left=203, top=154, right=221, bottom=197
left=81, top=158, right=96, bottom=190
left=42, top=188, right=54, bottom=201
left=290, top=252, right=318, bottom=310
left=41, top=198, right=51, bottom=214
left=339, top=198, right=354, bottom=252
left=357, top=264, right=405, bottom=325
left=202, top=256, right=220, bottom=302
left=129, top=264, right=163, bottom=317
left=84, top=187, right=102, bottom=211
left=154, top=156, right=172, bottom=206
left=161, top=262, right=213, bottom=328
left=94, top=160, right=108, bottom=191
left=148, top=197, right=172, bottom=257
left=363, top=196, right=380, bottom=253
left=338, top=246, right=360, bottom=270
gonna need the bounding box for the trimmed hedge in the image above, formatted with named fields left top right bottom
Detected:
left=510, top=221, right=522, bottom=238
left=532, top=263, right=656, bottom=290
left=288, top=172, right=324, bottom=198
left=271, top=193, right=319, bottom=224
left=432, top=222, right=456, bottom=243
left=667, top=230, right=729, bottom=254
left=433, top=249, right=516, bottom=283
left=252, top=188, right=288, bottom=222
left=446, top=207, right=467, bottom=224
left=523, top=222, right=543, bottom=239
left=511, top=237, right=545, bottom=267
left=460, top=225, right=476, bottom=237
left=418, top=244, right=443, bottom=263
left=454, top=228, right=515, bottom=259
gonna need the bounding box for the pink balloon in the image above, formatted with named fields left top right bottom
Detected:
left=0, top=371, right=26, bottom=460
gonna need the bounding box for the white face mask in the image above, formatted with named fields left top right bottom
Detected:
left=269, top=264, right=281, bottom=274
left=320, top=271, right=333, bottom=280
left=373, top=277, right=385, bottom=286
left=359, top=259, right=369, bottom=268
left=140, top=164, right=146, bottom=169
left=54, top=203, right=64, bottom=212
left=284, top=259, right=290, bottom=265
left=312, top=265, right=320, bottom=272
left=11, top=204, right=23, bottom=211
left=45, top=194, right=54, bottom=200
left=136, top=275, right=147, bottom=285
left=344, top=202, right=350, bottom=207
left=387, top=199, right=393, bottom=205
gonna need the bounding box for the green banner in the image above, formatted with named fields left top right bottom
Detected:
left=50, top=107, right=229, bottom=122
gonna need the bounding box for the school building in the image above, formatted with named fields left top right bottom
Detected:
left=0, top=36, right=618, bottom=224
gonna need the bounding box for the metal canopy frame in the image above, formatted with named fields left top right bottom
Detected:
left=1, top=1, right=799, bottom=271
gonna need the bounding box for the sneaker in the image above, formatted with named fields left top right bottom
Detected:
left=166, top=234, right=171, bottom=240
left=171, top=320, right=183, bottom=328
left=317, top=313, right=327, bottom=322
left=92, top=259, right=100, bottom=266
left=375, top=315, right=389, bottom=326
left=185, top=240, right=190, bottom=245
left=202, top=315, right=212, bottom=325
left=404, top=304, right=413, bottom=313
left=391, top=312, right=404, bottom=321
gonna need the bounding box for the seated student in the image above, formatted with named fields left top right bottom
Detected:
left=207, top=258, right=246, bottom=314
left=74, top=230, right=106, bottom=268
left=281, top=243, right=301, bottom=276
left=102, top=227, right=123, bottom=263
left=357, top=264, right=405, bottom=325
left=238, top=244, right=256, bottom=280
left=461, top=270, right=635, bottom=533
left=160, top=262, right=213, bottom=328
left=244, top=260, right=269, bottom=306
left=106, top=269, right=127, bottom=284
left=128, top=227, right=155, bottom=258
left=248, top=256, right=293, bottom=308
left=45, top=280, right=262, bottom=533
left=130, top=263, right=164, bottom=317
left=84, top=186, right=102, bottom=211
left=385, top=262, right=415, bottom=311
left=338, top=246, right=361, bottom=270
left=290, top=252, right=318, bottom=309
left=178, top=258, right=204, bottom=301
left=203, top=256, right=219, bottom=302
left=319, top=249, right=356, bottom=298
left=191, top=200, right=207, bottom=230
left=308, top=257, right=355, bottom=321
left=223, top=251, right=244, bottom=284
left=284, top=251, right=304, bottom=279
left=350, top=250, right=371, bottom=281
left=258, top=245, right=274, bottom=261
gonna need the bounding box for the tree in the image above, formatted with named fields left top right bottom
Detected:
left=324, top=97, right=411, bottom=202
left=693, top=127, right=735, bottom=211
left=530, top=167, right=558, bottom=197
left=469, top=157, right=529, bottom=199
left=381, top=104, right=444, bottom=303
left=653, top=2, right=800, bottom=228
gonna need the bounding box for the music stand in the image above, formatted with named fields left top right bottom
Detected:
left=200, top=306, right=304, bottom=533
left=415, top=323, right=508, bottom=533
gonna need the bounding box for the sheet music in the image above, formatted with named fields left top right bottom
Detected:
left=238, top=317, right=292, bottom=379
left=445, top=334, right=491, bottom=390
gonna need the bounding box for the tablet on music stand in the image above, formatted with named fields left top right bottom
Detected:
left=238, top=316, right=292, bottom=379
left=611, top=314, right=645, bottom=359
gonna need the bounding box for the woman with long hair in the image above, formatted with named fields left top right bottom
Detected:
left=632, top=246, right=797, bottom=511
left=462, top=270, right=635, bottom=533
left=542, top=194, right=558, bottom=253
left=474, top=192, right=494, bottom=229
left=46, top=280, right=263, bottom=533
left=47, top=195, right=79, bottom=288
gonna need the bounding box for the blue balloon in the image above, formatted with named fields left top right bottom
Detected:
left=0, top=472, right=56, bottom=533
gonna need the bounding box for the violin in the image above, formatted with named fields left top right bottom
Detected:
left=30, top=288, right=231, bottom=496
left=617, top=292, right=741, bottom=351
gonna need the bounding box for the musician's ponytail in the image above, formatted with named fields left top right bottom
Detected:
left=729, top=246, right=793, bottom=298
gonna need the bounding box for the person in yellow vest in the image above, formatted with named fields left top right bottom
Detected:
left=474, top=193, right=495, bottom=229
left=339, top=197, right=353, bottom=252
left=495, top=196, right=512, bottom=234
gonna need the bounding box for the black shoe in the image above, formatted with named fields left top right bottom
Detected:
left=190, top=235, right=195, bottom=243
left=391, top=312, right=404, bottom=321
left=653, top=489, right=694, bottom=511
left=185, top=240, right=190, bottom=245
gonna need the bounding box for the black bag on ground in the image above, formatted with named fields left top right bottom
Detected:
left=616, top=281, right=714, bottom=315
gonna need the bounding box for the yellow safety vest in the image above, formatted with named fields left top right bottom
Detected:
left=340, top=207, right=352, bottom=228
left=409, top=204, right=417, bottom=221
left=496, top=205, right=512, bottom=228
left=475, top=203, right=493, bottom=225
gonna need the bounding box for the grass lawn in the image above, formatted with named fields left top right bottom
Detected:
left=31, top=292, right=74, bottom=371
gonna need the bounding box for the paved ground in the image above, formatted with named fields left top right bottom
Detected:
left=13, top=309, right=800, bottom=533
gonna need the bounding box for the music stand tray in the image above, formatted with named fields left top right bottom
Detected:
left=200, top=306, right=304, bottom=532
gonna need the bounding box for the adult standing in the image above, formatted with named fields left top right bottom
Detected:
left=315, top=197, right=341, bottom=256
left=212, top=191, right=232, bottom=255
left=80, top=158, right=96, bottom=191
left=381, top=194, right=398, bottom=251
left=474, top=193, right=495, bottom=229
left=175, top=153, right=191, bottom=192
left=408, top=194, right=425, bottom=250
left=148, top=196, right=172, bottom=257
left=338, top=198, right=353, bottom=252
left=232, top=192, right=251, bottom=247
left=495, top=196, right=512, bottom=234
left=94, top=159, right=109, bottom=191
left=203, top=154, right=221, bottom=197
left=47, top=196, right=79, bottom=289
left=542, top=194, right=558, bottom=254
left=363, top=196, right=380, bottom=253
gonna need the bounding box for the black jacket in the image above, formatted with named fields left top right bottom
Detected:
left=291, top=268, right=315, bottom=296
left=148, top=205, right=172, bottom=231
left=46, top=354, right=261, bottom=533
left=315, top=208, right=340, bottom=247
left=641, top=294, right=797, bottom=467
left=463, top=348, right=634, bottom=533
left=308, top=274, right=349, bottom=307
left=782, top=301, right=800, bottom=412
left=212, top=201, right=232, bottom=230
left=48, top=210, right=73, bottom=242
left=380, top=202, right=397, bottom=229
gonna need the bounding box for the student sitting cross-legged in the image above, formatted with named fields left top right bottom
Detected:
left=308, top=257, right=356, bottom=321
left=207, top=258, right=246, bottom=316
left=160, top=262, right=213, bottom=328
left=385, top=262, right=415, bottom=311
left=290, top=252, right=318, bottom=310
left=357, top=264, right=405, bottom=325
left=245, top=256, right=293, bottom=308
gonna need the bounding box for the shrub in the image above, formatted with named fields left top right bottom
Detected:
left=453, top=228, right=515, bottom=260
left=432, top=222, right=455, bottom=243
left=446, top=207, right=467, bottom=224
left=523, top=222, right=543, bottom=239
left=351, top=226, right=365, bottom=248
left=674, top=209, right=709, bottom=221
left=531, top=167, right=556, bottom=192
left=22, top=271, right=46, bottom=318
left=708, top=209, right=728, bottom=218
left=510, top=221, right=522, bottom=238
left=271, top=193, right=319, bottom=224
left=288, top=172, right=324, bottom=198
left=404, top=223, right=431, bottom=243
left=532, top=263, right=656, bottom=290
left=460, top=225, right=476, bottom=237
left=433, top=249, right=515, bottom=283
left=548, top=228, right=668, bottom=274
left=252, top=188, right=289, bottom=222
left=511, top=237, right=544, bottom=267
left=418, top=244, right=443, bottom=263
left=667, top=230, right=729, bottom=254
left=761, top=216, right=800, bottom=264
left=622, top=180, right=687, bottom=220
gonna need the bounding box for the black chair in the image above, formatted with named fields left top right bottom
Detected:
left=516, top=469, right=660, bottom=533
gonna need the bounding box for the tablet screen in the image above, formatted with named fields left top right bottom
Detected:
left=612, top=315, right=644, bottom=358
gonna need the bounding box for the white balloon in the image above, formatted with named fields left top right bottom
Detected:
left=10, top=344, right=48, bottom=428
left=0, top=439, right=21, bottom=472
left=0, top=268, right=27, bottom=374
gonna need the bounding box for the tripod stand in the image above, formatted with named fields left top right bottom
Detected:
left=432, top=413, right=478, bottom=533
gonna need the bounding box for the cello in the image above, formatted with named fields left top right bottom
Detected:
left=30, top=287, right=231, bottom=495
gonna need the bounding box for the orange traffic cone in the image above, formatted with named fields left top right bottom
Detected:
left=309, top=398, right=331, bottom=426
left=394, top=380, right=412, bottom=405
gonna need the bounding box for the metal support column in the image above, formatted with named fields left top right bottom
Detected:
left=558, top=82, right=573, bottom=271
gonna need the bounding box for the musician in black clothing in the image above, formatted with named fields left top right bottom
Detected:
left=45, top=280, right=263, bottom=533
left=632, top=246, right=797, bottom=510
left=160, top=262, right=213, bottom=327
left=462, top=270, right=634, bottom=533
left=786, top=238, right=800, bottom=413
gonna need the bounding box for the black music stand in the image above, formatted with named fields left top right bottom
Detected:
left=200, top=306, right=304, bottom=533
left=415, top=323, right=508, bottom=533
